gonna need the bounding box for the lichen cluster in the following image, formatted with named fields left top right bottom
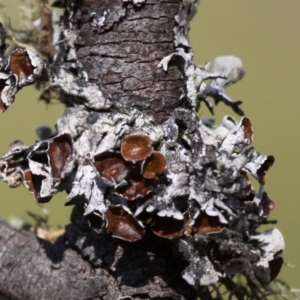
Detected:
left=0, top=0, right=285, bottom=290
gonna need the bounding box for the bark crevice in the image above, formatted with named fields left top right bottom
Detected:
left=75, top=0, right=183, bottom=123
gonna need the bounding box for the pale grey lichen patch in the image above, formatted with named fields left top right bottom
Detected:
left=67, top=163, right=107, bottom=218
left=174, top=0, right=200, bottom=48
left=158, top=49, right=229, bottom=112
left=250, top=229, right=285, bottom=262
left=219, top=117, right=253, bottom=153
left=56, top=107, right=89, bottom=139
left=0, top=140, right=28, bottom=187
left=210, top=56, right=246, bottom=89
left=63, top=29, right=77, bottom=61
left=91, top=10, right=110, bottom=28
left=56, top=107, right=164, bottom=162
left=51, top=67, right=112, bottom=110
left=181, top=244, right=221, bottom=287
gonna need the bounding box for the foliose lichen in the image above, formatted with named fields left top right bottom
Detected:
left=0, top=0, right=284, bottom=289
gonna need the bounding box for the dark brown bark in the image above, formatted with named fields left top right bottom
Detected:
left=75, top=0, right=183, bottom=123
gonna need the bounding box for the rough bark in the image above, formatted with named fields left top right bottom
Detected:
left=66, top=0, right=183, bottom=124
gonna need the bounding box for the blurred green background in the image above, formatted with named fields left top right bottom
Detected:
left=0, top=0, right=299, bottom=289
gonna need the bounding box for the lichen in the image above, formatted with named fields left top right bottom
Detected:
left=0, top=0, right=285, bottom=291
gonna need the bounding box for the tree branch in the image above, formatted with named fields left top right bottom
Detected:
left=0, top=209, right=195, bottom=299
left=0, top=1, right=286, bottom=299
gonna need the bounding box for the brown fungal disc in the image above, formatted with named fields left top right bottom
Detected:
left=142, top=152, right=167, bottom=179
left=193, top=211, right=224, bottom=234
left=121, top=134, right=152, bottom=162
left=121, top=179, right=153, bottom=201
left=94, top=151, right=129, bottom=184
left=6, top=49, right=34, bottom=83
left=105, top=205, right=145, bottom=242
left=47, top=133, right=73, bottom=179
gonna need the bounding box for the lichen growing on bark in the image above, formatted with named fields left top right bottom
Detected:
left=0, top=0, right=286, bottom=296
